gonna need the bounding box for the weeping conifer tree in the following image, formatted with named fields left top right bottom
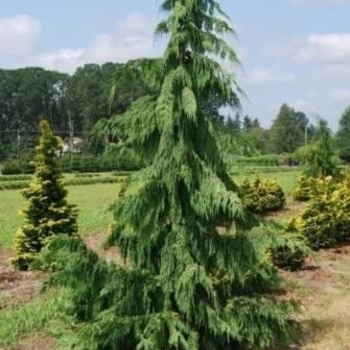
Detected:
left=45, top=1, right=298, bottom=349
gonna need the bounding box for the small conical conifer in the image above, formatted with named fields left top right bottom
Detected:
left=11, top=120, right=77, bottom=270
left=44, top=1, right=298, bottom=349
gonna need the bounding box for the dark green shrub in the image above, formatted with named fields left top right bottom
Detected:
left=1, top=160, right=22, bottom=175
left=270, top=231, right=308, bottom=271
left=251, top=223, right=309, bottom=272
left=74, top=173, right=101, bottom=178
left=1, top=153, right=35, bottom=175
left=0, top=180, right=29, bottom=190
left=66, top=176, right=125, bottom=186
left=0, top=175, right=126, bottom=191
left=241, top=176, right=286, bottom=215
left=235, top=154, right=284, bottom=166
left=0, top=174, right=32, bottom=181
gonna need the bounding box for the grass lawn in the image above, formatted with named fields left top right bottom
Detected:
left=234, top=170, right=300, bottom=196
left=0, top=170, right=299, bottom=251
left=2, top=169, right=350, bottom=350
left=0, top=182, right=121, bottom=251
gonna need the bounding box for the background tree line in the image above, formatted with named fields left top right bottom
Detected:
left=1, top=64, right=350, bottom=163
left=0, top=63, right=150, bottom=160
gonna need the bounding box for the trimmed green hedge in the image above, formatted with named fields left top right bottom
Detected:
left=0, top=180, right=29, bottom=190
left=231, top=166, right=297, bottom=175
left=0, top=175, right=33, bottom=181
left=234, top=154, right=295, bottom=167
left=0, top=176, right=127, bottom=190
left=1, top=153, right=142, bottom=175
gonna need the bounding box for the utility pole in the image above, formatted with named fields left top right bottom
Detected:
left=305, top=125, right=308, bottom=147
left=68, top=111, right=74, bottom=154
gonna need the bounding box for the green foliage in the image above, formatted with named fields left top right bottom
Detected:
left=1, top=152, right=142, bottom=175
left=0, top=175, right=125, bottom=191
left=293, top=175, right=350, bottom=250
left=43, top=1, right=298, bottom=349
left=235, top=154, right=291, bottom=167
left=270, top=228, right=309, bottom=271
left=0, top=174, right=32, bottom=181
left=1, top=153, right=35, bottom=175
left=11, top=120, right=78, bottom=270
left=241, top=176, right=286, bottom=214
left=0, top=180, right=31, bottom=190
left=0, top=290, right=69, bottom=347
left=0, top=183, right=121, bottom=252
left=292, top=175, right=314, bottom=201
left=0, top=68, right=69, bottom=161
left=293, top=144, right=313, bottom=164
left=269, top=104, right=307, bottom=154
left=304, top=119, right=340, bottom=178
left=336, top=106, right=350, bottom=162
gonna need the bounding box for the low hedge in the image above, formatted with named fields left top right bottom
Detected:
left=0, top=176, right=128, bottom=190
left=234, top=154, right=294, bottom=167
left=74, top=173, right=101, bottom=178
left=0, top=175, right=33, bottom=182
left=0, top=180, right=30, bottom=190
left=1, top=153, right=143, bottom=175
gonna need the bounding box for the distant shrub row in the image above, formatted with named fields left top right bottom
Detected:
left=0, top=175, right=127, bottom=190
left=0, top=174, right=33, bottom=181
left=234, top=154, right=296, bottom=167
left=231, top=166, right=297, bottom=176
left=1, top=153, right=142, bottom=175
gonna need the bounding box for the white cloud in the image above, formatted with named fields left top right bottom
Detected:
left=246, top=68, right=295, bottom=84
left=293, top=34, right=350, bottom=64
left=0, top=15, right=41, bottom=55
left=288, top=98, right=316, bottom=112
left=330, top=89, right=350, bottom=101
left=22, top=14, right=159, bottom=73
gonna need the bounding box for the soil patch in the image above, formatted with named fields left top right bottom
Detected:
left=280, top=245, right=350, bottom=350
left=4, top=333, right=56, bottom=350
left=0, top=250, right=44, bottom=309
left=84, top=233, right=125, bottom=265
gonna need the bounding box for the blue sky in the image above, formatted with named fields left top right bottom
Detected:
left=1, top=0, right=350, bottom=129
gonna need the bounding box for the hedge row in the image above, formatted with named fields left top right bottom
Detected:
left=231, top=166, right=297, bottom=175
left=0, top=176, right=127, bottom=190
left=0, top=174, right=33, bottom=181
left=234, top=154, right=295, bottom=167
left=1, top=154, right=142, bottom=175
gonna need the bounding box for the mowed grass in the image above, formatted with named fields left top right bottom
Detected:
left=0, top=170, right=299, bottom=252
left=4, top=168, right=350, bottom=350
left=235, top=170, right=300, bottom=196
left=0, top=182, right=121, bottom=251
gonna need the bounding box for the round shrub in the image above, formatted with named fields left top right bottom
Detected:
left=271, top=240, right=307, bottom=271
left=293, top=176, right=350, bottom=250
left=240, top=176, right=286, bottom=215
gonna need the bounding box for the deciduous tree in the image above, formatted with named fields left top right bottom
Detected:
left=336, top=106, right=350, bottom=162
